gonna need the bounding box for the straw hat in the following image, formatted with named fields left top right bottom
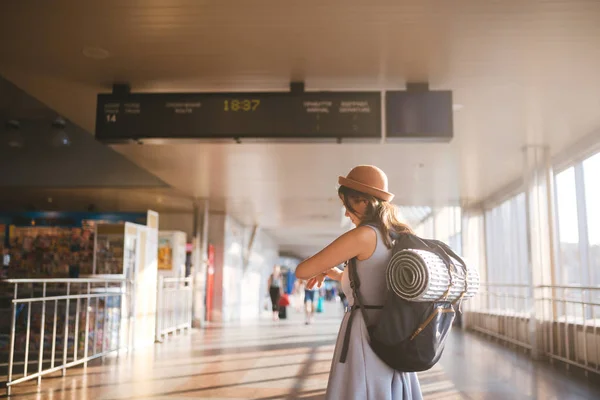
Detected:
left=338, top=165, right=394, bottom=202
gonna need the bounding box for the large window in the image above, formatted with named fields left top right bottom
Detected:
left=583, top=152, right=600, bottom=287
left=554, top=150, right=600, bottom=319
left=413, top=207, right=462, bottom=253
left=555, top=167, right=581, bottom=284
left=554, top=151, right=600, bottom=286
left=484, top=193, right=529, bottom=313
left=415, top=215, right=435, bottom=239
left=435, top=206, right=462, bottom=253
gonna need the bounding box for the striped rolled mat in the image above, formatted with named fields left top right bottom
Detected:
left=386, top=249, right=480, bottom=302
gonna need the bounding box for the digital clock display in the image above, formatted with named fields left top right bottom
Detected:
left=96, top=91, right=381, bottom=142
left=223, top=99, right=260, bottom=112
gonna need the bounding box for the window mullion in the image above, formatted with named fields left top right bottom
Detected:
left=574, top=163, right=590, bottom=287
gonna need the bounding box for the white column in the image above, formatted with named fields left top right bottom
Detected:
left=523, top=145, right=556, bottom=360
left=191, top=199, right=209, bottom=328
left=461, top=207, right=487, bottom=330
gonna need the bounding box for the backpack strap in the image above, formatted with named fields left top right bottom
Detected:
left=339, top=257, right=380, bottom=363
left=431, top=240, right=468, bottom=275
left=349, top=257, right=371, bottom=326
left=430, top=240, right=469, bottom=312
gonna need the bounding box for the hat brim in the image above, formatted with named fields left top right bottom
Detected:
left=338, top=176, right=394, bottom=202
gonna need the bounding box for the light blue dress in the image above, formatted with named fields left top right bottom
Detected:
left=326, top=226, right=423, bottom=400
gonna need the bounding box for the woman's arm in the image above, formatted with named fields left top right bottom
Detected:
left=305, top=267, right=343, bottom=290
left=295, top=226, right=376, bottom=280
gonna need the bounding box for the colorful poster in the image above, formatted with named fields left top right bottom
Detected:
left=158, top=236, right=173, bottom=271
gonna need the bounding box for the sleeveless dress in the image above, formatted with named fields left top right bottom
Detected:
left=325, top=226, right=423, bottom=400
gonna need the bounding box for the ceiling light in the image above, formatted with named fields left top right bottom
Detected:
left=51, top=117, right=71, bottom=147
left=5, top=120, right=24, bottom=148
left=82, top=46, right=111, bottom=60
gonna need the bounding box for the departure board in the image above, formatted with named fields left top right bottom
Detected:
left=386, top=90, right=453, bottom=141
left=95, top=92, right=381, bottom=142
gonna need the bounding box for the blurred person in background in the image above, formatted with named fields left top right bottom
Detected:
left=304, top=280, right=318, bottom=324
left=267, top=265, right=284, bottom=320
left=2, top=247, right=10, bottom=278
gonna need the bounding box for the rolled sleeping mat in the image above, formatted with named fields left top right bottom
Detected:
left=386, top=249, right=480, bottom=302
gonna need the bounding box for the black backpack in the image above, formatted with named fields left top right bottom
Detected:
left=339, top=232, right=468, bottom=372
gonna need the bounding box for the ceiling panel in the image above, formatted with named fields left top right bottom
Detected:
left=0, top=76, right=168, bottom=189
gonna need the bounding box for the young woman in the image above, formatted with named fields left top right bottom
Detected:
left=295, top=165, right=422, bottom=400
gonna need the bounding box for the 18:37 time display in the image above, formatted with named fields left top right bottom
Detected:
left=223, top=99, right=261, bottom=112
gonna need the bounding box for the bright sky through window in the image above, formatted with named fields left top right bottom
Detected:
left=583, top=152, right=599, bottom=245
left=556, top=167, right=579, bottom=244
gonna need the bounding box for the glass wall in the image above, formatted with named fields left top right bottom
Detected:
left=583, top=153, right=600, bottom=287
left=413, top=207, right=462, bottom=252
left=554, top=150, right=600, bottom=316
left=484, top=193, right=530, bottom=313
left=463, top=213, right=486, bottom=311
left=554, top=152, right=600, bottom=285
left=464, top=147, right=600, bottom=367
left=555, top=167, right=581, bottom=285
left=435, top=206, right=462, bottom=252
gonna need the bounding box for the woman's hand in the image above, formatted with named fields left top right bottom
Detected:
left=325, top=267, right=343, bottom=281
left=306, top=273, right=327, bottom=290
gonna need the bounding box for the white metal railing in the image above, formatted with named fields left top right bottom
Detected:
left=3, top=278, right=128, bottom=396
left=537, top=285, right=600, bottom=375
left=465, top=283, right=533, bottom=349
left=155, top=276, right=193, bottom=342
left=465, top=283, right=600, bottom=375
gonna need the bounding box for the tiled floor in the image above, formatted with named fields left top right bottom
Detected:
left=3, top=304, right=600, bottom=399
left=440, top=330, right=600, bottom=400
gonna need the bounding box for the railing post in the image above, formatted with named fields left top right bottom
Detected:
left=593, top=305, right=599, bottom=374
left=84, top=282, right=91, bottom=367
left=7, top=283, right=18, bottom=396
left=175, top=279, right=180, bottom=334
left=74, top=295, right=80, bottom=362
left=51, top=299, right=58, bottom=369
left=116, top=281, right=122, bottom=357
left=177, top=279, right=182, bottom=333
left=102, top=281, right=109, bottom=361
left=62, top=282, right=71, bottom=376
left=93, top=295, right=99, bottom=357
left=563, top=293, right=570, bottom=370
left=190, top=277, right=193, bottom=330
left=127, top=278, right=135, bottom=352
left=548, top=286, right=554, bottom=365
left=155, top=276, right=163, bottom=342
left=24, top=302, right=32, bottom=377
left=37, top=283, right=47, bottom=386
left=582, top=289, right=588, bottom=376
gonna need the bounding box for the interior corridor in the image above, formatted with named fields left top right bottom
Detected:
left=3, top=306, right=600, bottom=400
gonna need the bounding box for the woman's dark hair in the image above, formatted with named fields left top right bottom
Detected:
left=338, top=185, right=413, bottom=248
